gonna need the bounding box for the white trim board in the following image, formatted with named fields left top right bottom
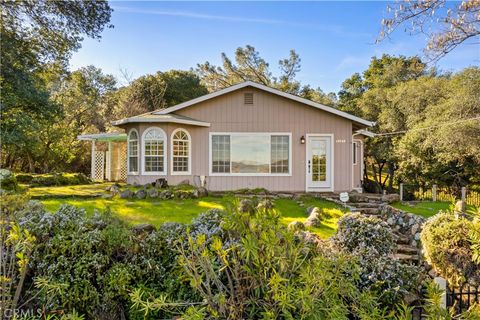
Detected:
left=155, top=81, right=374, bottom=127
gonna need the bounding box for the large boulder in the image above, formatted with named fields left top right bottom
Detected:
left=304, top=207, right=323, bottom=227
left=109, top=184, right=121, bottom=196
left=135, top=189, right=147, bottom=199
left=147, top=188, right=159, bottom=198
left=120, top=189, right=134, bottom=199
left=159, top=190, right=173, bottom=200
left=154, top=178, right=168, bottom=189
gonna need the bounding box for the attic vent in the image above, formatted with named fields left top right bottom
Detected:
left=244, top=92, right=254, bottom=105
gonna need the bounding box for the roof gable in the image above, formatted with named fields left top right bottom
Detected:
left=154, top=81, right=374, bottom=127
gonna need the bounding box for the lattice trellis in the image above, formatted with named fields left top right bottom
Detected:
left=93, top=151, right=105, bottom=181
left=118, top=143, right=127, bottom=181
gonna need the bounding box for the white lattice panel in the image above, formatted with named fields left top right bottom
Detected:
left=119, top=144, right=127, bottom=181
left=93, top=151, right=105, bottom=181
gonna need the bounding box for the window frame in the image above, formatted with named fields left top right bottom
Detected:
left=170, top=128, right=192, bottom=175
left=209, top=132, right=292, bottom=177
left=127, top=129, right=139, bottom=175
left=141, top=126, right=167, bottom=176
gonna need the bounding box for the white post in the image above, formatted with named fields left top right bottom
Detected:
left=432, top=184, right=437, bottom=202
left=91, top=140, right=96, bottom=180
left=106, top=141, right=112, bottom=181
left=434, top=277, right=448, bottom=309
left=461, top=187, right=467, bottom=203
left=399, top=183, right=404, bottom=202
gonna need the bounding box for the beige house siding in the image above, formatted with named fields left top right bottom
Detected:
left=125, top=87, right=358, bottom=192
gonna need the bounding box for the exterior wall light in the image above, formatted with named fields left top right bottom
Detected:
left=300, top=136, right=305, bottom=144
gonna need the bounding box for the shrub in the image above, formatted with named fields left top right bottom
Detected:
left=0, top=169, right=18, bottom=191
left=15, top=173, right=34, bottom=183
left=332, top=213, right=421, bottom=306
left=421, top=211, right=480, bottom=286
left=133, top=207, right=396, bottom=319
left=29, top=173, right=92, bottom=187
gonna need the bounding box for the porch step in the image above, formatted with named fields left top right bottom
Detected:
left=397, top=244, right=419, bottom=255
left=350, top=207, right=381, bottom=215
left=393, top=253, right=419, bottom=262
left=395, top=235, right=411, bottom=245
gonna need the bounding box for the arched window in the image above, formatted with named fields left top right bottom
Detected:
left=142, top=127, right=166, bottom=174
left=171, top=129, right=191, bottom=174
left=127, top=129, right=139, bottom=174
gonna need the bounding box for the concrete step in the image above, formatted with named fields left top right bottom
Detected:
left=347, top=202, right=382, bottom=208
left=393, top=253, right=419, bottom=262
left=397, top=244, right=419, bottom=255
left=394, top=235, right=411, bottom=245
left=351, top=207, right=380, bottom=214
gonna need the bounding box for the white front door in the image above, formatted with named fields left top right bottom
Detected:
left=306, top=135, right=332, bottom=190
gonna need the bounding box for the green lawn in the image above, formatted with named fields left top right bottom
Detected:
left=36, top=184, right=346, bottom=238
left=28, top=183, right=120, bottom=198
left=391, top=201, right=454, bottom=218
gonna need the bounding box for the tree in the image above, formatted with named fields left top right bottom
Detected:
left=196, top=45, right=336, bottom=106
left=114, top=70, right=208, bottom=118
left=337, top=55, right=429, bottom=192
left=0, top=0, right=113, bottom=172
left=380, top=0, right=480, bottom=60
left=395, top=67, right=480, bottom=190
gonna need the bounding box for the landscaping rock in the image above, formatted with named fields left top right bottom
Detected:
left=132, top=223, right=156, bottom=234
left=238, top=199, right=254, bottom=213
left=120, top=189, right=134, bottom=199
left=381, top=193, right=400, bottom=203
left=175, top=190, right=195, bottom=199
left=109, top=184, right=121, bottom=195
left=102, top=193, right=114, bottom=199
left=288, top=221, right=306, bottom=232
left=135, top=189, right=147, bottom=199
left=179, top=179, right=190, bottom=185
left=147, top=188, right=159, bottom=198
left=196, top=187, right=208, bottom=197
left=154, top=178, right=168, bottom=189
left=159, top=190, right=173, bottom=199
left=454, top=200, right=466, bottom=213
left=256, top=199, right=274, bottom=210
left=304, top=207, right=323, bottom=227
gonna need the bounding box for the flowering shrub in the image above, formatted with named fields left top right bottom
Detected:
left=332, top=213, right=421, bottom=306
left=421, top=211, right=480, bottom=286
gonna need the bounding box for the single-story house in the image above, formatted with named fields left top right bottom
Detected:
left=79, top=81, right=375, bottom=193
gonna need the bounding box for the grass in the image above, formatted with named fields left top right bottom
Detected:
left=35, top=184, right=346, bottom=238
left=391, top=201, right=463, bottom=218
left=28, top=183, right=120, bottom=198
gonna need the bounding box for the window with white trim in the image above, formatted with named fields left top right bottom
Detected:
left=211, top=133, right=290, bottom=175
left=128, top=130, right=139, bottom=173
left=353, top=142, right=358, bottom=165
left=143, top=128, right=165, bottom=173
left=172, top=129, right=190, bottom=174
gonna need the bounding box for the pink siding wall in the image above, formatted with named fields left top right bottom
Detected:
left=126, top=87, right=357, bottom=192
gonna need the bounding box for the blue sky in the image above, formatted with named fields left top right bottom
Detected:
left=70, top=1, right=479, bottom=93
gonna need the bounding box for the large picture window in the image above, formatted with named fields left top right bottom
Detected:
left=171, top=129, right=191, bottom=174
left=142, top=127, right=166, bottom=174
left=210, top=133, right=291, bottom=175
left=128, top=129, right=139, bottom=174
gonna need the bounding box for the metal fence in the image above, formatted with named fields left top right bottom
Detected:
left=447, top=284, right=480, bottom=314
left=400, top=184, right=480, bottom=207
left=411, top=282, right=480, bottom=318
